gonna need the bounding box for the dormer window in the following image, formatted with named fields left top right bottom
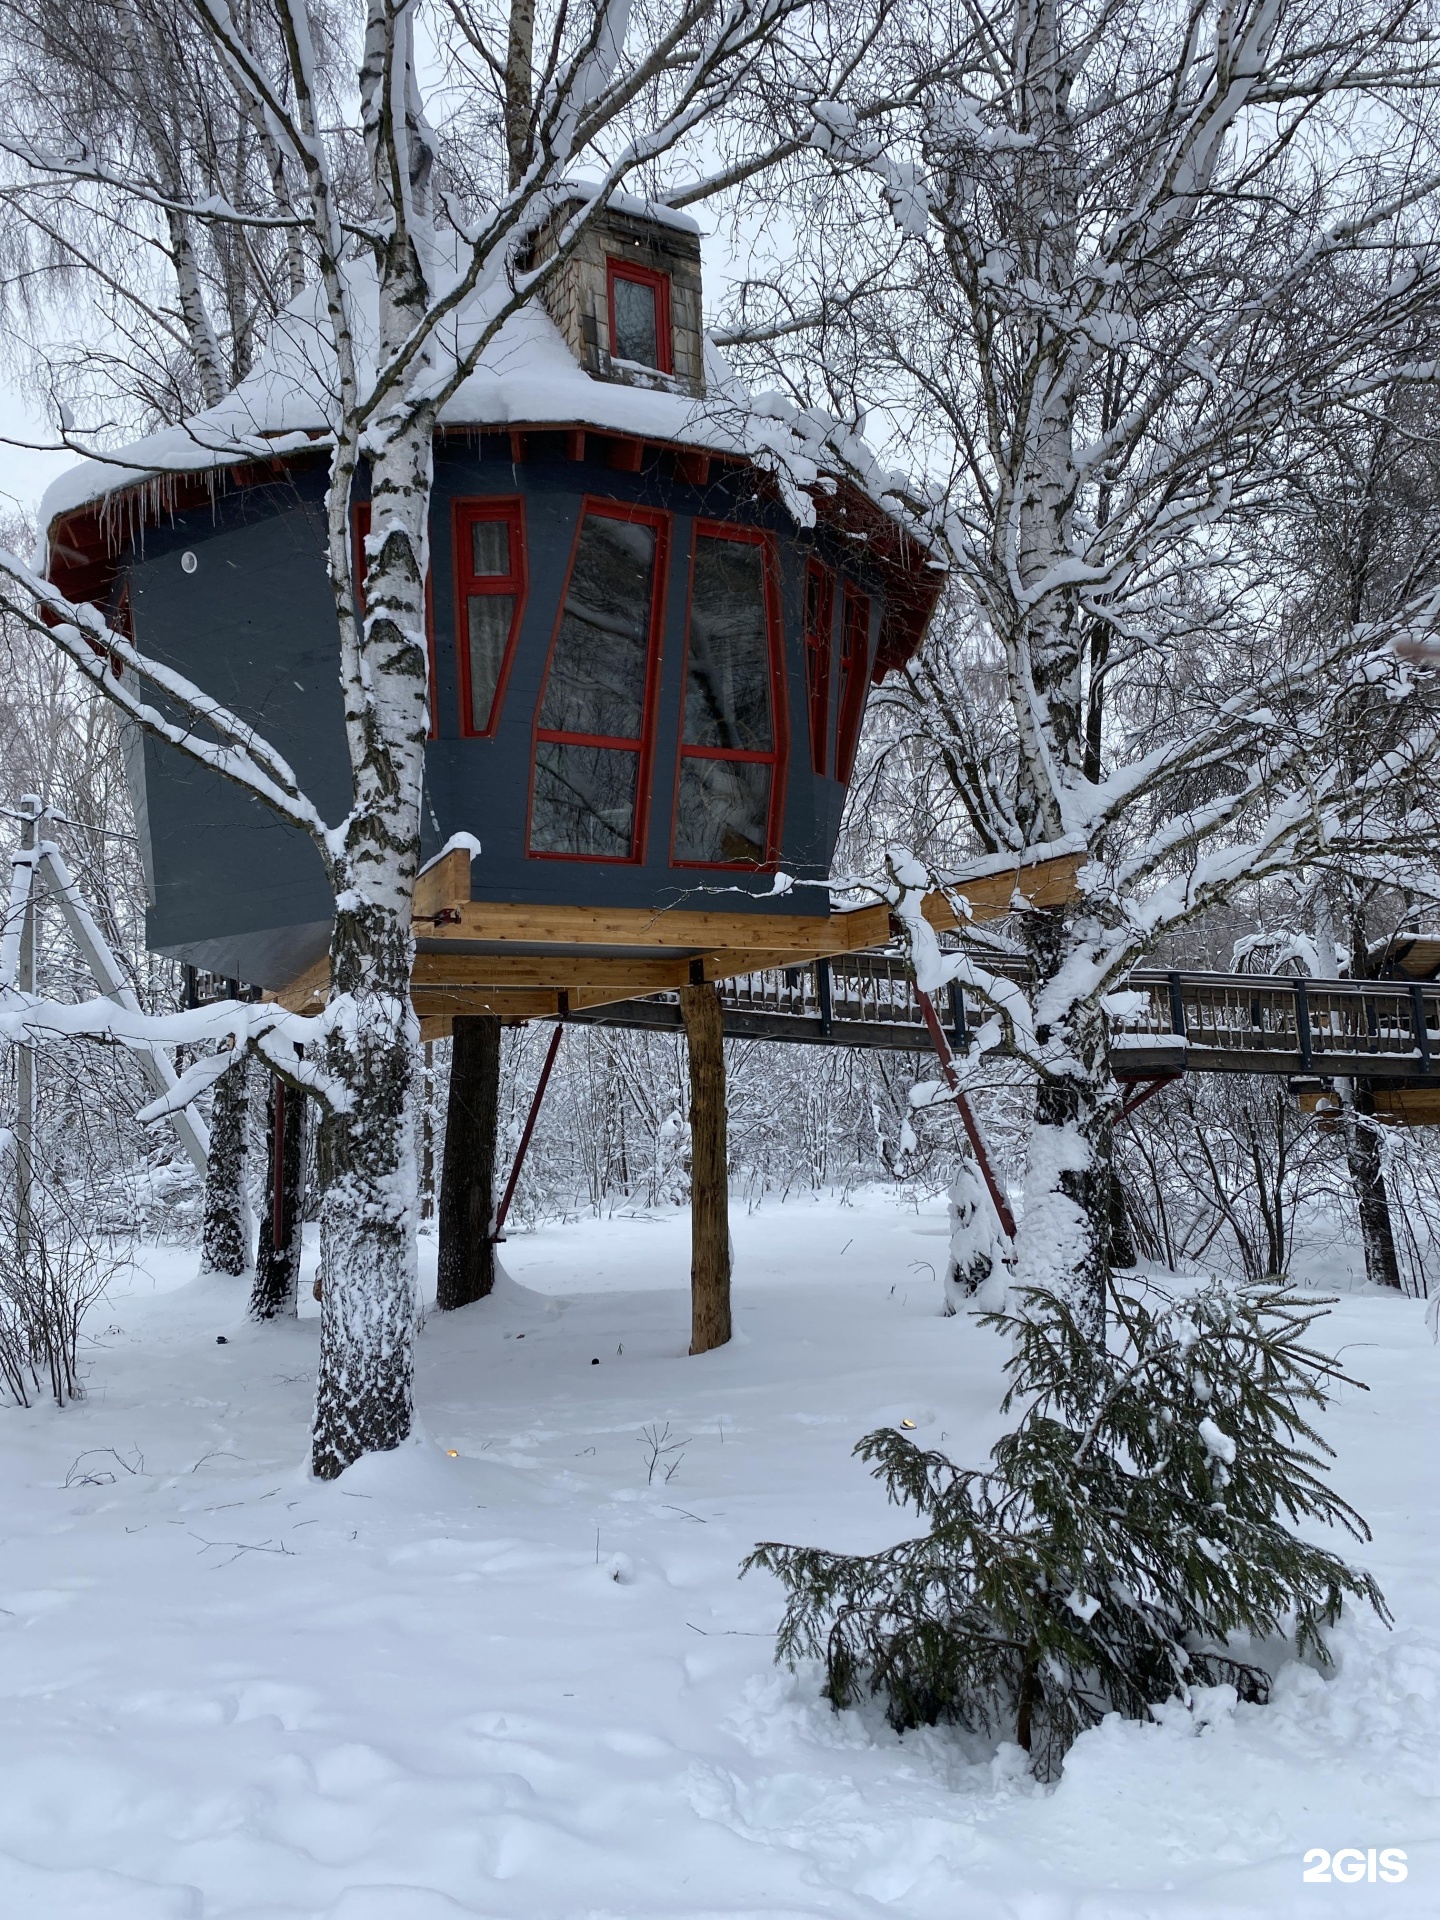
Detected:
left=608, top=260, right=672, bottom=374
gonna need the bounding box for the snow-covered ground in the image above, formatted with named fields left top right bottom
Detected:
left=1, top=1190, right=1436, bottom=1919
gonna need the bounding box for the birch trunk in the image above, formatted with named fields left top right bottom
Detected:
left=307, top=0, right=437, bottom=1478
left=1016, top=916, right=1116, bottom=1340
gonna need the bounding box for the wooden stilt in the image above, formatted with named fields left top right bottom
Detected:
left=437, top=1014, right=501, bottom=1309
left=681, top=982, right=731, bottom=1354
left=251, top=1073, right=305, bottom=1317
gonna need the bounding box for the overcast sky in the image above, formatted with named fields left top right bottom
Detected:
left=0, top=380, right=73, bottom=528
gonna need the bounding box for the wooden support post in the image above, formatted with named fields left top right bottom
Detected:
left=437, top=1014, right=501, bottom=1309
left=680, top=982, right=731, bottom=1354
left=250, top=1073, right=305, bottom=1318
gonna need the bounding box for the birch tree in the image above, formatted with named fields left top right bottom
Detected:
left=0, top=0, right=323, bottom=427
left=730, top=0, right=1440, bottom=1331
left=0, top=0, right=868, bottom=1474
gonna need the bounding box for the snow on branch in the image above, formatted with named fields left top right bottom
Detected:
left=0, top=989, right=350, bottom=1114
left=0, top=547, right=336, bottom=852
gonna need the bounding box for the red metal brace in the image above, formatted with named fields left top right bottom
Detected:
left=490, top=1022, right=565, bottom=1242
left=914, top=986, right=1018, bottom=1241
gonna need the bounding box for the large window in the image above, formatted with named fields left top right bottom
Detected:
left=835, top=583, right=872, bottom=785
left=455, top=499, right=525, bottom=736
left=529, top=504, right=667, bottom=860
left=803, top=559, right=834, bottom=777
left=607, top=260, right=672, bottom=374
left=353, top=500, right=436, bottom=735
left=673, top=526, right=783, bottom=866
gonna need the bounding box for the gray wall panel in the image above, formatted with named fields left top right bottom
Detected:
left=126, top=442, right=889, bottom=983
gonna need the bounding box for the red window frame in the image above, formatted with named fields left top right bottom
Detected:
left=353, top=501, right=437, bottom=737
left=526, top=498, right=670, bottom=865
left=803, top=559, right=834, bottom=777
left=453, top=497, right=527, bottom=738
left=606, top=258, right=673, bottom=376
left=670, top=521, right=788, bottom=870
left=835, top=582, right=872, bottom=785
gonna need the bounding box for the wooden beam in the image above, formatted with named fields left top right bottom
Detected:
left=700, top=948, right=837, bottom=982
left=273, top=954, right=329, bottom=1012
left=278, top=851, right=1086, bottom=1018
left=566, top=985, right=674, bottom=1013
left=413, top=988, right=561, bottom=1019
left=413, top=951, right=684, bottom=991
left=414, top=846, right=472, bottom=919
left=423, top=900, right=893, bottom=955
left=607, top=434, right=645, bottom=472
left=921, top=852, right=1083, bottom=929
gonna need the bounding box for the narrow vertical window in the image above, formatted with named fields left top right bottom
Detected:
left=354, top=500, right=437, bottom=736
left=835, top=583, right=872, bottom=784
left=529, top=504, right=667, bottom=860
left=673, top=526, right=783, bottom=866
left=607, top=260, right=672, bottom=373
left=803, top=559, right=834, bottom=777
left=455, top=499, right=525, bottom=736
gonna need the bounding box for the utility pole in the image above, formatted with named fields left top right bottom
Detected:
left=14, top=794, right=39, bottom=1261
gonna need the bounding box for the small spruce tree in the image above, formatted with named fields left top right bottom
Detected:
left=746, top=1281, right=1388, bottom=1778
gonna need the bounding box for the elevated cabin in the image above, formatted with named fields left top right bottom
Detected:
left=43, top=194, right=939, bottom=996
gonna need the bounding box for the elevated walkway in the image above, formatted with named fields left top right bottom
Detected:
left=563, top=952, right=1440, bottom=1113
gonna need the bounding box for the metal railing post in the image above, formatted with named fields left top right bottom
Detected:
left=1411, top=982, right=1432, bottom=1075
left=1167, top=972, right=1187, bottom=1038
left=1294, top=976, right=1313, bottom=1073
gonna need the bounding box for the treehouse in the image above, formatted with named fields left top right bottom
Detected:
left=42, top=191, right=943, bottom=1020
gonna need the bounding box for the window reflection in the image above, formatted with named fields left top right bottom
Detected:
left=532, top=742, right=639, bottom=857
left=607, top=261, right=671, bottom=374
left=531, top=509, right=663, bottom=860
left=674, top=529, right=779, bottom=866
left=673, top=757, right=771, bottom=864
left=613, top=277, right=659, bottom=367
left=683, top=537, right=773, bottom=751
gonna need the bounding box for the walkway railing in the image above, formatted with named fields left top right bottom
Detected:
left=568, top=954, right=1440, bottom=1082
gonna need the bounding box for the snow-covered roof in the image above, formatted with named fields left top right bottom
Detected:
left=42, top=230, right=943, bottom=676
left=41, top=252, right=910, bottom=538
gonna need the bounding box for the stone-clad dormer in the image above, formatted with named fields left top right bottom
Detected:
left=530, top=191, right=705, bottom=398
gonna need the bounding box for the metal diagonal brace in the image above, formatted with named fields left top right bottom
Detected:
left=490, top=1021, right=565, bottom=1242
left=1119, top=1074, right=1180, bottom=1120
left=914, top=986, right=1017, bottom=1241
left=4, top=803, right=208, bottom=1175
